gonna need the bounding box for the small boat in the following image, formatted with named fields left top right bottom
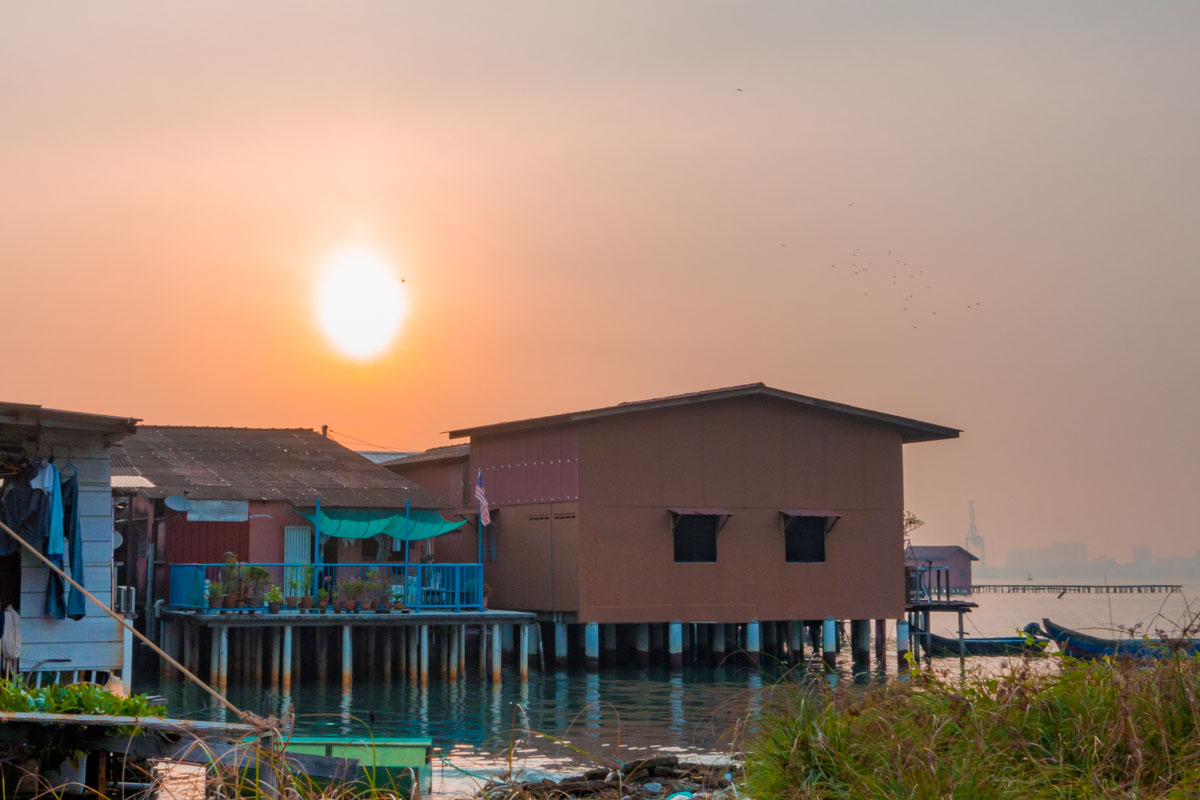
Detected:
left=1041, top=618, right=1200, bottom=659
left=920, top=627, right=1048, bottom=658
left=254, top=736, right=433, bottom=797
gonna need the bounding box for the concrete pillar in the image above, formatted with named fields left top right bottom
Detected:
left=851, top=619, right=871, bottom=675
left=270, top=628, right=281, bottom=690
left=788, top=621, right=803, bottom=664
left=382, top=628, right=393, bottom=683
left=711, top=623, right=726, bottom=663
left=210, top=627, right=220, bottom=685
left=519, top=625, right=530, bottom=683
left=459, top=625, right=467, bottom=675
left=668, top=621, right=683, bottom=669
left=554, top=622, right=569, bottom=669
left=449, top=626, right=460, bottom=681
left=281, top=626, right=293, bottom=695
left=602, top=624, right=617, bottom=667
left=341, top=625, right=353, bottom=692
left=479, top=624, right=488, bottom=678
left=897, top=618, right=910, bottom=670
left=875, top=619, right=887, bottom=663
left=822, top=617, right=837, bottom=670
left=440, top=627, right=450, bottom=679
left=408, top=626, right=419, bottom=684
left=634, top=623, right=650, bottom=668
left=746, top=620, right=761, bottom=667
left=584, top=622, right=600, bottom=672
left=502, top=624, right=514, bottom=662
left=491, top=623, right=502, bottom=683
left=217, top=626, right=229, bottom=695
left=419, top=624, right=430, bottom=686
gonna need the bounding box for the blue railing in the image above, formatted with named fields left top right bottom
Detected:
left=168, top=562, right=484, bottom=612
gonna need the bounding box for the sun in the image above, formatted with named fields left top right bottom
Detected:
left=316, top=248, right=407, bottom=360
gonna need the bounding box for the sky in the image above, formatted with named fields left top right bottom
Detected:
left=3, top=2, right=1198, bottom=564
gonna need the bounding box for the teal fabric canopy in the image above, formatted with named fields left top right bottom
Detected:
left=299, top=508, right=467, bottom=541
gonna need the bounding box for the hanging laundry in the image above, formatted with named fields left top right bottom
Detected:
left=60, top=470, right=86, bottom=620
left=1, top=605, right=20, bottom=676
left=0, top=463, right=46, bottom=556
left=32, top=459, right=68, bottom=620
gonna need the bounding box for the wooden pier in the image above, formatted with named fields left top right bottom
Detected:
left=971, top=583, right=1181, bottom=595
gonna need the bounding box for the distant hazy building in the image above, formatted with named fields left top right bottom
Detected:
left=905, top=545, right=978, bottom=593
left=1132, top=545, right=1152, bottom=570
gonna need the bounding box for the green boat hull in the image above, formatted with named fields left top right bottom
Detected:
left=264, top=736, right=433, bottom=797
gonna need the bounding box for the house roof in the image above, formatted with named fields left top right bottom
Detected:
left=358, top=450, right=419, bottom=465
left=447, top=383, right=959, bottom=443
left=0, top=401, right=138, bottom=444
left=906, top=545, right=979, bottom=562
left=381, top=444, right=471, bottom=468
left=119, top=427, right=448, bottom=509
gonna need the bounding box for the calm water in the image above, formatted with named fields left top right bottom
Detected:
left=141, top=582, right=1200, bottom=797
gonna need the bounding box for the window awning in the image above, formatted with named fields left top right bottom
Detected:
left=779, top=509, right=843, bottom=533
left=299, top=508, right=467, bottom=541
left=669, top=507, right=733, bottom=534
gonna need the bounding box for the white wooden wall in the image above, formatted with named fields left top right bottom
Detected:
left=18, top=436, right=122, bottom=672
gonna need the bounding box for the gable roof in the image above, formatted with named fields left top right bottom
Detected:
left=120, top=427, right=448, bottom=509
left=0, top=401, right=138, bottom=443
left=381, top=444, right=470, bottom=468
left=447, top=383, right=959, bottom=443
left=906, top=545, right=979, bottom=562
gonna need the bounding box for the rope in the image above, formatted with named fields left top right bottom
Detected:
left=0, top=518, right=268, bottom=729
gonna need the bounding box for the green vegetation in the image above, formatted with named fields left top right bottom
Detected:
left=0, top=678, right=164, bottom=717
left=744, top=657, right=1200, bottom=799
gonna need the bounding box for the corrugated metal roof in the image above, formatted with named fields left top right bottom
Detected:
left=447, top=383, right=960, bottom=444
left=358, top=450, right=418, bottom=464
left=906, top=545, right=979, bottom=562
left=381, top=444, right=470, bottom=468
left=120, top=427, right=448, bottom=509
left=0, top=401, right=138, bottom=438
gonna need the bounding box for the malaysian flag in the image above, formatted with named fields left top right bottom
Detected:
left=475, top=469, right=491, bottom=526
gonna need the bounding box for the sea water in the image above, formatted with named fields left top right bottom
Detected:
left=140, top=582, right=1200, bottom=797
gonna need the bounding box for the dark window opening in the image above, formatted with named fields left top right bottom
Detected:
left=784, top=516, right=826, bottom=563
left=482, top=525, right=498, bottom=562
left=672, top=513, right=718, bottom=563
left=0, top=552, right=19, bottom=611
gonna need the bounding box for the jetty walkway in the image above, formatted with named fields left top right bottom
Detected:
left=972, top=583, right=1181, bottom=595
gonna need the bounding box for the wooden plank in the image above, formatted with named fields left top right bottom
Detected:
left=17, top=640, right=122, bottom=672
left=19, top=616, right=121, bottom=644
left=0, top=710, right=254, bottom=734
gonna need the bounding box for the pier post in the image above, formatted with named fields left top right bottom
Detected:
left=479, top=624, right=488, bottom=678
left=270, top=627, right=281, bottom=691
left=440, top=627, right=450, bottom=679
left=210, top=627, right=220, bottom=685
left=502, top=624, right=514, bottom=663
left=317, top=628, right=328, bottom=686
left=519, top=625, right=530, bottom=683
left=650, top=623, right=665, bottom=664
left=159, top=622, right=173, bottom=682
left=584, top=622, right=600, bottom=672
left=874, top=619, right=886, bottom=663
left=555, top=622, right=569, bottom=669
left=281, top=626, right=293, bottom=695
left=491, top=623, right=502, bottom=683
left=711, top=623, right=726, bottom=664
left=382, top=628, right=393, bottom=683
left=635, top=623, right=650, bottom=668
left=746, top=619, right=761, bottom=667
left=602, top=624, right=617, bottom=667
left=761, top=620, right=775, bottom=661
left=408, top=626, right=419, bottom=685
left=668, top=621, right=684, bottom=669
left=217, top=626, right=229, bottom=695
left=822, top=617, right=837, bottom=670
left=449, top=626, right=459, bottom=681
left=851, top=620, right=870, bottom=675
left=788, top=621, right=803, bottom=664
left=459, top=625, right=467, bottom=675
left=341, top=625, right=353, bottom=692
left=897, top=618, right=910, bottom=670
left=419, top=624, right=430, bottom=686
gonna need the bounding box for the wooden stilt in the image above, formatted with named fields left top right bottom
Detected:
left=281, top=626, right=293, bottom=695
left=210, top=627, right=220, bottom=684
left=382, top=628, right=393, bottom=683
left=317, top=628, right=329, bottom=686
left=479, top=624, right=488, bottom=678
left=449, top=626, right=459, bottom=681
left=491, top=623, right=502, bottom=684
left=270, top=628, right=281, bottom=690
left=217, top=626, right=229, bottom=695
left=408, top=626, right=419, bottom=685
left=341, top=625, right=353, bottom=693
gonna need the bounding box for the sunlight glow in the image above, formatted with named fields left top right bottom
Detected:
left=316, top=248, right=407, bottom=360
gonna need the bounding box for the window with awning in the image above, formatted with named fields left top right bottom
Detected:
left=669, top=508, right=731, bottom=563
left=780, top=510, right=841, bottom=563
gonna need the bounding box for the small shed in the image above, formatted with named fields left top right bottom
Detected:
left=906, top=545, right=978, bottom=594
left=0, top=402, right=138, bottom=680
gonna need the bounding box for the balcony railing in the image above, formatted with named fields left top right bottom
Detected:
left=168, top=562, right=484, bottom=613
left=906, top=564, right=951, bottom=604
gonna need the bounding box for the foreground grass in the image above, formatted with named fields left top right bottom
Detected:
left=744, top=657, right=1200, bottom=799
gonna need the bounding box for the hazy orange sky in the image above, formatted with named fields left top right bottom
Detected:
left=4, top=3, right=1198, bottom=564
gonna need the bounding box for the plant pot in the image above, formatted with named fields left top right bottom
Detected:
left=222, top=595, right=237, bottom=609
left=361, top=601, right=374, bottom=612
left=285, top=597, right=298, bottom=609
left=392, top=601, right=405, bottom=612
left=483, top=596, right=490, bottom=609
left=318, top=601, right=329, bottom=613
left=376, top=604, right=389, bottom=614
left=300, top=596, right=315, bottom=611
left=268, top=602, right=282, bottom=614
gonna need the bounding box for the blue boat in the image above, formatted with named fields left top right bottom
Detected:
left=922, top=629, right=1048, bottom=658
left=1041, top=618, right=1200, bottom=659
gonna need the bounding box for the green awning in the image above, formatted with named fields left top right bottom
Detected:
left=299, top=508, right=467, bottom=541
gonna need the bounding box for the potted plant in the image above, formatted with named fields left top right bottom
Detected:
left=317, top=589, right=331, bottom=613
left=243, top=565, right=271, bottom=609
left=364, top=570, right=384, bottom=613
left=341, top=579, right=364, bottom=613
left=206, top=582, right=223, bottom=612
left=221, top=552, right=242, bottom=609
left=285, top=578, right=301, bottom=610
left=265, top=585, right=284, bottom=614
left=388, top=584, right=405, bottom=612
left=483, top=583, right=493, bottom=610
left=298, top=565, right=316, bottom=611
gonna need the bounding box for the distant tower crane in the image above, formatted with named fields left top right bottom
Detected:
left=965, top=500, right=985, bottom=568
